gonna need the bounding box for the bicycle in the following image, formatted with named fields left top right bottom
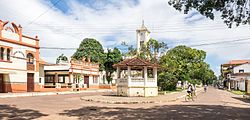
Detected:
left=185, top=93, right=194, bottom=102
left=192, top=91, right=197, bottom=99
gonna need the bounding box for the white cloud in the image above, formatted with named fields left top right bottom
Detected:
left=0, top=0, right=250, bottom=75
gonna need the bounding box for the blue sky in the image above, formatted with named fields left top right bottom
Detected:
left=0, top=0, right=250, bottom=76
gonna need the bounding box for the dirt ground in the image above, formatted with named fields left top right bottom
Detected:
left=0, top=87, right=250, bottom=120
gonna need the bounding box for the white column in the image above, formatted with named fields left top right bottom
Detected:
left=228, top=80, right=231, bottom=90
left=128, top=66, right=131, bottom=86
left=116, top=67, right=120, bottom=79
left=153, top=67, right=157, bottom=86
left=69, top=73, right=74, bottom=83
left=144, top=66, right=147, bottom=87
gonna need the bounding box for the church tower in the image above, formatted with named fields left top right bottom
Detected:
left=136, top=20, right=150, bottom=53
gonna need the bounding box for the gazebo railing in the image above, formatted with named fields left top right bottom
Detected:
left=131, top=77, right=144, bottom=82
left=147, top=78, right=155, bottom=82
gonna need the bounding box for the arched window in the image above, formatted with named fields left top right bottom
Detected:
left=27, top=53, right=34, bottom=64
left=0, top=47, right=4, bottom=60
left=7, top=48, right=10, bottom=61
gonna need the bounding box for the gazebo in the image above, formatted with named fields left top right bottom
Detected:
left=113, top=57, right=159, bottom=97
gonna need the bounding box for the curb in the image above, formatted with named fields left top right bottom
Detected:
left=80, top=88, right=204, bottom=104
left=0, top=89, right=113, bottom=98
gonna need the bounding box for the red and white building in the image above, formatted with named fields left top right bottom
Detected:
left=0, top=20, right=40, bottom=92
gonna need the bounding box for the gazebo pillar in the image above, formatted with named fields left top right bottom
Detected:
left=144, top=66, right=147, bottom=87
left=116, top=67, right=120, bottom=79
left=128, top=66, right=131, bottom=86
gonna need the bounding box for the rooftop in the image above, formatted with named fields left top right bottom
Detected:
left=113, top=57, right=159, bottom=69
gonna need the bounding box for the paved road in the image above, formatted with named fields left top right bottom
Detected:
left=0, top=87, right=250, bottom=120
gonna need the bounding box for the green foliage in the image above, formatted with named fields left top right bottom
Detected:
left=104, top=47, right=123, bottom=83
left=168, top=0, right=250, bottom=28
left=158, top=72, right=178, bottom=91
left=122, top=38, right=168, bottom=62
left=145, top=38, right=168, bottom=62
left=230, top=90, right=246, bottom=95
left=56, top=54, right=68, bottom=64
left=158, top=45, right=216, bottom=91
left=72, top=38, right=105, bottom=70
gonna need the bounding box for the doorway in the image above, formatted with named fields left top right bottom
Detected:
left=0, top=74, right=4, bottom=93
left=27, top=73, right=34, bottom=92
left=84, top=76, right=89, bottom=88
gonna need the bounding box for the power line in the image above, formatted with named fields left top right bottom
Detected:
left=25, top=0, right=62, bottom=27
left=189, top=37, right=250, bottom=47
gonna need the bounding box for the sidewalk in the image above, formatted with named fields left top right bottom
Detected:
left=0, top=89, right=113, bottom=98
left=80, top=87, right=203, bottom=104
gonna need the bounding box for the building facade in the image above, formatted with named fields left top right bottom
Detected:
left=229, top=63, right=250, bottom=91
left=221, top=60, right=250, bottom=91
left=0, top=20, right=40, bottom=93
left=42, top=58, right=112, bottom=91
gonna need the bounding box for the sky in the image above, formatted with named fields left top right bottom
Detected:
left=0, top=0, right=250, bottom=76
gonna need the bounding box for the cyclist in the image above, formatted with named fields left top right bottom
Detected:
left=204, top=84, right=207, bottom=92
left=187, top=84, right=193, bottom=96
left=185, top=84, right=194, bottom=101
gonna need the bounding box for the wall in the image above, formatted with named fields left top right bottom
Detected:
left=0, top=23, right=40, bottom=93
left=233, top=63, right=250, bottom=73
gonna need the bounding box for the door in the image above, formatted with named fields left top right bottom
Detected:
left=27, top=73, right=34, bottom=92
left=0, top=74, right=4, bottom=93
left=84, top=76, right=89, bottom=88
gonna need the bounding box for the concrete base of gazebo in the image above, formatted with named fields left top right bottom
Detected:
left=117, top=87, right=158, bottom=97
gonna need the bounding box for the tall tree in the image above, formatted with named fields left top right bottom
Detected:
left=159, top=45, right=216, bottom=91
left=72, top=38, right=105, bottom=70
left=146, top=38, right=168, bottom=62
left=104, top=47, right=123, bottom=83
left=122, top=38, right=168, bottom=62
left=56, top=54, right=68, bottom=64
left=168, top=0, right=250, bottom=28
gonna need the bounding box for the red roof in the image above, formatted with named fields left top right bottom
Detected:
left=228, top=60, right=250, bottom=65
left=113, top=57, right=159, bottom=68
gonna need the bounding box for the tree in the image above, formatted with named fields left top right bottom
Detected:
left=146, top=38, right=168, bottom=62
left=158, top=45, right=216, bottom=91
left=72, top=38, right=105, bottom=70
left=122, top=38, right=168, bottom=62
left=168, top=0, right=250, bottom=28
left=104, top=47, right=123, bottom=83
left=56, top=54, right=68, bottom=64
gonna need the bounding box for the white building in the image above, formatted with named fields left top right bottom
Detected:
left=42, top=58, right=112, bottom=91
left=0, top=20, right=40, bottom=92
left=229, top=63, right=250, bottom=91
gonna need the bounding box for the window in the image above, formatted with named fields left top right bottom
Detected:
left=27, top=53, right=34, bottom=64
left=93, top=76, right=98, bottom=83
left=239, top=69, right=244, bottom=73
left=58, top=75, right=68, bottom=83
left=7, top=48, right=10, bottom=61
left=0, top=47, right=4, bottom=60
left=45, top=76, right=54, bottom=83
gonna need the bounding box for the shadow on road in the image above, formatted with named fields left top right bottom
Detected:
left=59, top=104, right=250, bottom=120
left=232, top=97, right=250, bottom=103
left=0, top=104, right=48, bottom=120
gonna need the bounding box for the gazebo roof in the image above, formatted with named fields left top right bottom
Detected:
left=113, top=57, right=159, bottom=68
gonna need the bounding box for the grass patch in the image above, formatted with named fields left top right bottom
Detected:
left=230, top=90, right=246, bottom=95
